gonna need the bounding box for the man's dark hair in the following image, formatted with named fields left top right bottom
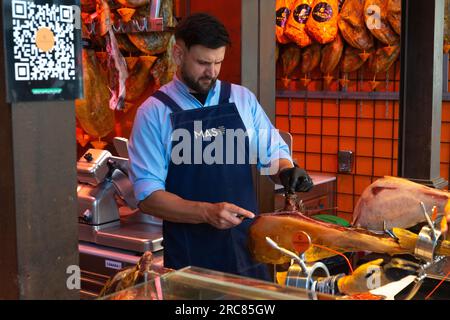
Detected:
left=175, top=13, right=231, bottom=49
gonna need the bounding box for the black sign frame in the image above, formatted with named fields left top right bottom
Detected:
left=2, top=0, right=82, bottom=103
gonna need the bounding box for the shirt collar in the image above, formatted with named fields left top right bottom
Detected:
left=173, top=74, right=219, bottom=106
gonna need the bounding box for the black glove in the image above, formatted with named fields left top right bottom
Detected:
left=279, top=167, right=313, bottom=194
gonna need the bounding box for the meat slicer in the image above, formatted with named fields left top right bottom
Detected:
left=77, top=137, right=163, bottom=253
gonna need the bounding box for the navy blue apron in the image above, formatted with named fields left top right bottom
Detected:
left=152, top=81, right=270, bottom=281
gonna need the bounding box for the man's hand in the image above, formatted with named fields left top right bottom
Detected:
left=203, top=202, right=255, bottom=230
left=139, top=191, right=255, bottom=227
left=337, top=259, right=389, bottom=295
left=279, top=167, right=313, bottom=194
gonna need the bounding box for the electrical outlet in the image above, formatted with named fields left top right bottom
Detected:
left=338, top=150, right=354, bottom=173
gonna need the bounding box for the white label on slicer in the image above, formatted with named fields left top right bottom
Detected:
left=105, top=260, right=122, bottom=270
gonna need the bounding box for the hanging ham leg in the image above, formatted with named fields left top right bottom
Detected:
left=367, top=44, right=400, bottom=74
left=387, top=0, right=401, bottom=36
left=150, top=35, right=177, bottom=88
left=127, top=0, right=176, bottom=53
left=338, top=0, right=374, bottom=51
left=114, top=0, right=150, bottom=8
left=99, top=0, right=129, bottom=111
left=75, top=49, right=114, bottom=139
left=125, top=56, right=158, bottom=102
left=320, top=32, right=344, bottom=86
left=281, top=44, right=302, bottom=88
left=364, top=0, right=399, bottom=46
left=106, top=30, right=129, bottom=111
left=340, top=45, right=372, bottom=73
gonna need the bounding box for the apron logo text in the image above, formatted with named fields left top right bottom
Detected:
left=193, top=126, right=226, bottom=139
left=171, top=121, right=280, bottom=175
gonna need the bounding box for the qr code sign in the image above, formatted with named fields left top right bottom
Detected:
left=12, top=0, right=75, bottom=81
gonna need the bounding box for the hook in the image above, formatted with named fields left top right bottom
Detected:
left=112, top=21, right=123, bottom=33
left=419, top=201, right=438, bottom=240
left=133, top=17, right=148, bottom=32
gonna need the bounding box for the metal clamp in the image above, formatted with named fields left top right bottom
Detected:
left=414, top=202, right=443, bottom=262
left=414, top=226, right=442, bottom=262
left=265, top=237, right=330, bottom=299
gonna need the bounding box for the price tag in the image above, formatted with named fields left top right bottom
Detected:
left=291, top=231, right=311, bottom=254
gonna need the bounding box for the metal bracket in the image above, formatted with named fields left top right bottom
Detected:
left=414, top=202, right=443, bottom=262
left=266, top=236, right=330, bottom=299
left=414, top=226, right=442, bottom=262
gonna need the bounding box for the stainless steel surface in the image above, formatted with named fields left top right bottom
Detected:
left=77, top=182, right=120, bottom=225
left=77, top=144, right=164, bottom=300
left=77, top=147, right=164, bottom=255
left=79, top=242, right=164, bottom=267
left=113, top=137, right=129, bottom=158
left=425, top=257, right=450, bottom=282
left=120, top=209, right=163, bottom=226
left=99, top=220, right=163, bottom=252
left=111, top=169, right=138, bottom=209
left=80, top=218, right=163, bottom=253
left=77, top=149, right=112, bottom=186
left=285, top=264, right=309, bottom=289
left=108, top=156, right=130, bottom=173
left=79, top=220, right=121, bottom=243
left=414, top=226, right=442, bottom=262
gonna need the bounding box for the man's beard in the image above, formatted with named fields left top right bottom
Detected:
left=181, top=66, right=217, bottom=95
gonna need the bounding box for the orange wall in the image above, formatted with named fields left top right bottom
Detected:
left=189, top=0, right=241, bottom=84
left=275, top=58, right=450, bottom=222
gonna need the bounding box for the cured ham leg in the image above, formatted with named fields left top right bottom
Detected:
left=125, top=56, right=157, bottom=102
left=306, top=0, right=339, bottom=44
left=75, top=49, right=114, bottom=139
left=338, top=0, right=374, bottom=51
left=340, top=45, right=372, bottom=73
left=114, top=0, right=150, bottom=8
left=300, top=43, right=321, bottom=86
left=387, top=0, right=401, bottom=36
left=364, top=0, right=399, bottom=46
left=249, top=212, right=409, bottom=265
left=320, top=32, right=344, bottom=86
left=353, top=176, right=450, bottom=231
left=248, top=212, right=450, bottom=265
left=281, top=44, right=302, bottom=88
left=99, top=0, right=129, bottom=110
left=284, top=0, right=313, bottom=48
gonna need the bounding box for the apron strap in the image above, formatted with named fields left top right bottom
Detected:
left=152, top=90, right=184, bottom=113
left=219, top=81, right=232, bottom=104
left=153, top=82, right=231, bottom=112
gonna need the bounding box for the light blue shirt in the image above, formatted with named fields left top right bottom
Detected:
left=128, top=75, right=292, bottom=201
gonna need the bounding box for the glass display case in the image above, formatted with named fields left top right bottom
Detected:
left=101, top=266, right=337, bottom=300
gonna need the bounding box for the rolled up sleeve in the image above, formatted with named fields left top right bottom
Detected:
left=128, top=103, right=169, bottom=201
left=248, top=91, right=293, bottom=172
